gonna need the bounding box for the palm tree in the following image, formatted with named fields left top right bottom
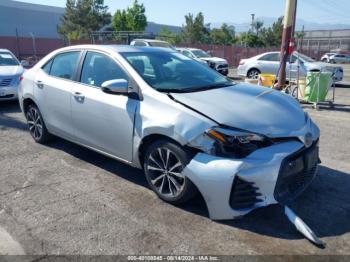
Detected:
left=253, top=21, right=264, bottom=36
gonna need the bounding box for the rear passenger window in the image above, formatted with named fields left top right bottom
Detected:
left=80, top=52, right=129, bottom=87
left=259, top=53, right=279, bottom=62
left=50, top=52, right=80, bottom=80
left=42, top=59, right=53, bottom=74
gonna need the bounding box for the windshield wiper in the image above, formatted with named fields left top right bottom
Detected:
left=156, top=82, right=235, bottom=94
left=181, top=82, right=234, bottom=93
left=156, top=88, right=189, bottom=93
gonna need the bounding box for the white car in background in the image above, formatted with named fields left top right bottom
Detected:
left=327, top=54, right=349, bottom=64
left=177, top=48, right=229, bottom=76
left=320, top=53, right=337, bottom=63
left=130, top=39, right=175, bottom=50
left=0, top=49, right=24, bottom=101
left=238, top=51, right=343, bottom=82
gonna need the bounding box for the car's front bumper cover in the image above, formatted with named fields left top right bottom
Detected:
left=182, top=140, right=303, bottom=220
left=0, top=85, right=19, bottom=101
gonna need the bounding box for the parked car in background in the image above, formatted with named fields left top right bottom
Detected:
left=130, top=39, right=175, bottom=50
left=320, top=53, right=337, bottom=63
left=177, top=48, right=229, bottom=76
left=0, top=49, right=24, bottom=101
left=176, top=48, right=208, bottom=65
left=238, top=51, right=343, bottom=82
left=328, top=54, right=349, bottom=64
left=19, top=45, right=320, bottom=221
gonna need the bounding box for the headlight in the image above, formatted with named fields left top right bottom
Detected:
left=207, top=61, right=216, bottom=68
left=205, top=127, right=270, bottom=158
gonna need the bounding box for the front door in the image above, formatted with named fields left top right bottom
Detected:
left=71, top=51, right=138, bottom=162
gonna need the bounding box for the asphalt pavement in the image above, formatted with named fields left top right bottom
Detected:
left=0, top=65, right=349, bottom=256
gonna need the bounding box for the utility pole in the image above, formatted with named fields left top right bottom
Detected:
left=251, top=14, right=255, bottom=33
left=29, top=32, right=37, bottom=62
left=276, top=0, right=297, bottom=89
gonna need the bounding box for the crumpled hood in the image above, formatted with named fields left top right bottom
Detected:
left=0, top=66, right=23, bottom=77
left=201, top=57, right=228, bottom=64
left=171, top=84, right=306, bottom=136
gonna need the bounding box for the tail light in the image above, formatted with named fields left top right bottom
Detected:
left=19, top=75, right=24, bottom=81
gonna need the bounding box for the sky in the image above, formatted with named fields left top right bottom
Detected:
left=15, top=0, right=350, bottom=26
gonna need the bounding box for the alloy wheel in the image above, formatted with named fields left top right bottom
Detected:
left=248, top=70, right=260, bottom=79
left=146, top=147, right=185, bottom=198
left=26, top=107, right=43, bottom=140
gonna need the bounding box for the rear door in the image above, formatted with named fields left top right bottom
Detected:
left=34, top=51, right=81, bottom=139
left=71, top=51, right=138, bottom=161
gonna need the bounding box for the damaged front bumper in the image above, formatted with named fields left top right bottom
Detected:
left=182, top=139, right=319, bottom=220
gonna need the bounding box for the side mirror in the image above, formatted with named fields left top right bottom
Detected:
left=101, top=79, right=129, bottom=95
left=21, top=60, right=30, bottom=67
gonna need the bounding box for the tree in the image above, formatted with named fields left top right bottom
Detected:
left=260, top=16, right=283, bottom=47
left=112, top=10, right=129, bottom=31
left=252, top=20, right=264, bottom=36
left=112, top=0, right=147, bottom=32
left=158, top=27, right=182, bottom=45
left=210, top=23, right=236, bottom=45
left=58, top=0, right=111, bottom=40
left=240, top=32, right=264, bottom=47
left=182, top=12, right=210, bottom=44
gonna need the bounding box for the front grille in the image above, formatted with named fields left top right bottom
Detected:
left=229, top=177, right=263, bottom=209
left=0, top=94, right=14, bottom=98
left=274, top=142, right=319, bottom=205
left=0, top=78, right=12, bottom=87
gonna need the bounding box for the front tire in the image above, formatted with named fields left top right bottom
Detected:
left=25, top=104, right=51, bottom=144
left=247, top=68, right=260, bottom=79
left=143, top=139, right=197, bottom=205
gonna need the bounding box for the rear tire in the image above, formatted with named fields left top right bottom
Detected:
left=143, top=139, right=197, bottom=205
left=25, top=104, right=51, bottom=144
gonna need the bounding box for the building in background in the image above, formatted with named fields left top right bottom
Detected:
left=297, top=29, right=350, bottom=59
left=0, top=0, right=64, bottom=60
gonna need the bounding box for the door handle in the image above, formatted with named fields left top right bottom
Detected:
left=36, top=80, right=44, bottom=89
left=73, top=92, right=85, bottom=103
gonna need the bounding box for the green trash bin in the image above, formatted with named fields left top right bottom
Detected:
left=304, top=72, right=332, bottom=103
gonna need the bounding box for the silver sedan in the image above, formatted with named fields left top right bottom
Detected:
left=19, top=45, right=320, bottom=221
left=238, top=51, right=343, bottom=82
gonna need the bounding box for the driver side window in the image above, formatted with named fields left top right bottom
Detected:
left=80, top=52, right=128, bottom=88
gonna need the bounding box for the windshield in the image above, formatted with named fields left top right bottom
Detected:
left=191, top=49, right=211, bottom=58
left=122, top=51, right=232, bottom=93
left=149, top=41, right=173, bottom=49
left=297, top=53, right=316, bottom=63
left=0, top=52, right=19, bottom=66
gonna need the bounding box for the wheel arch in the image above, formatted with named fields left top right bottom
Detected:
left=22, top=97, right=38, bottom=113
left=137, top=133, right=200, bottom=169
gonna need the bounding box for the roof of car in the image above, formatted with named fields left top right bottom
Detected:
left=0, top=48, right=11, bottom=52
left=132, top=39, right=170, bottom=43
left=51, top=44, right=175, bottom=54
left=178, top=47, right=201, bottom=51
